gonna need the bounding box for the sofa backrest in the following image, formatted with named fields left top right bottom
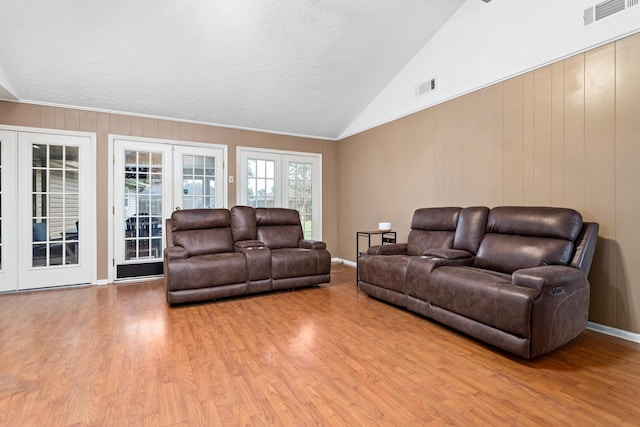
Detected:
left=230, top=205, right=257, bottom=241
left=407, top=207, right=461, bottom=256
left=453, top=206, right=489, bottom=254
left=170, top=208, right=234, bottom=256
left=256, top=208, right=303, bottom=249
left=474, top=206, right=583, bottom=274
left=569, top=222, right=600, bottom=274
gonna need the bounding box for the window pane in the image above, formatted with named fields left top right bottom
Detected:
left=194, top=156, right=204, bottom=176
left=266, top=161, right=275, bottom=179
left=151, top=152, right=162, bottom=166
left=257, top=159, right=265, bottom=177
left=65, top=171, right=79, bottom=193
left=139, top=152, right=150, bottom=166
left=65, top=146, right=79, bottom=169
left=183, top=155, right=193, bottom=175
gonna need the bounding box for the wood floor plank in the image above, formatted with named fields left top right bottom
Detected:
left=1, top=263, right=639, bottom=426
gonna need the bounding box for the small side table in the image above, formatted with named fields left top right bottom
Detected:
left=356, top=230, right=397, bottom=283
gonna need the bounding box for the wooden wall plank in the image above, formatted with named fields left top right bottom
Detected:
left=40, top=105, right=56, bottom=129
left=157, top=120, right=174, bottom=140
left=450, top=98, right=463, bottom=206
left=550, top=61, right=565, bottom=207
left=64, top=109, right=80, bottom=131
left=503, top=76, right=524, bottom=205
left=78, top=110, right=96, bottom=133
left=477, top=87, right=495, bottom=204
left=493, top=83, right=504, bottom=206
left=563, top=54, right=585, bottom=213
left=615, top=33, right=640, bottom=332
left=130, top=116, right=144, bottom=137
left=55, top=107, right=65, bottom=129
left=523, top=72, right=535, bottom=205
left=0, top=100, right=20, bottom=123
left=584, top=44, right=617, bottom=327
left=533, top=66, right=553, bottom=206
left=142, top=118, right=158, bottom=138
left=422, top=107, right=436, bottom=206
left=461, top=93, right=478, bottom=206
left=433, top=103, right=449, bottom=205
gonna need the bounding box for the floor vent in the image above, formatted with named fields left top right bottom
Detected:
left=584, top=0, right=638, bottom=26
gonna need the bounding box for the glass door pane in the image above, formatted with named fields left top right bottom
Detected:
left=173, top=145, right=225, bottom=211
left=31, top=144, right=79, bottom=267
left=287, top=161, right=313, bottom=239
left=123, top=149, right=164, bottom=262
left=247, top=158, right=277, bottom=207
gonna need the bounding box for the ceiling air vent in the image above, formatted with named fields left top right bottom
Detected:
left=584, top=0, right=638, bottom=26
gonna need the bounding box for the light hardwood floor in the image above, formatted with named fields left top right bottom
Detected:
left=1, top=263, right=639, bottom=426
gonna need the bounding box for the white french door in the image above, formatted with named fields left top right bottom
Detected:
left=238, top=147, right=322, bottom=240
left=0, top=129, right=94, bottom=292
left=112, top=136, right=226, bottom=280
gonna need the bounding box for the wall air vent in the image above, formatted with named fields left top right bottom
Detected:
left=584, top=0, right=638, bottom=26
left=416, top=78, right=437, bottom=96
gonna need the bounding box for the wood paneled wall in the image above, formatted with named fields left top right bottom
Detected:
left=0, top=103, right=338, bottom=282
left=338, top=33, right=640, bottom=333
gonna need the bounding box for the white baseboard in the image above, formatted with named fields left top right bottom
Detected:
left=332, top=258, right=356, bottom=268
left=587, top=322, right=640, bottom=344
left=93, top=279, right=109, bottom=286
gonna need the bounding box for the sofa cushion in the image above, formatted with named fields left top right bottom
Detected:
left=422, top=248, right=473, bottom=260
left=453, top=206, right=489, bottom=254
left=271, top=248, right=330, bottom=279
left=173, top=227, right=235, bottom=256
left=168, top=252, right=247, bottom=291
left=407, top=207, right=461, bottom=256
left=171, top=208, right=230, bottom=231
left=430, top=266, right=538, bottom=338
left=231, top=205, right=257, bottom=241
left=256, top=208, right=303, bottom=249
left=358, top=255, right=409, bottom=293
left=475, top=235, right=574, bottom=275
left=474, top=207, right=582, bottom=274
left=486, top=206, right=582, bottom=240
left=171, top=209, right=234, bottom=256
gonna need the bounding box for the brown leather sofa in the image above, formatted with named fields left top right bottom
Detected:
left=164, top=206, right=331, bottom=305
left=358, top=206, right=599, bottom=359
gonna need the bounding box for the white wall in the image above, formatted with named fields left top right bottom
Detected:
left=340, top=0, right=640, bottom=139
left=0, top=63, right=18, bottom=100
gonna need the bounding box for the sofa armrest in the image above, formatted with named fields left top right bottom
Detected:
left=422, top=248, right=472, bottom=260
left=235, top=240, right=265, bottom=251
left=367, top=243, right=408, bottom=255
left=299, top=239, right=326, bottom=250
left=164, top=246, right=189, bottom=261
left=512, top=266, right=587, bottom=298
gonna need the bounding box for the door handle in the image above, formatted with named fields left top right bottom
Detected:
left=175, top=206, right=180, bottom=211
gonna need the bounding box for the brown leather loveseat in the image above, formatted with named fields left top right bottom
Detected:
left=358, top=206, right=599, bottom=359
left=164, top=206, right=331, bottom=305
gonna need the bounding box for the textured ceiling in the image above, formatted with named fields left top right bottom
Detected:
left=0, top=0, right=465, bottom=139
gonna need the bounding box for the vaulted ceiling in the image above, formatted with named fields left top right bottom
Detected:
left=0, top=0, right=466, bottom=139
